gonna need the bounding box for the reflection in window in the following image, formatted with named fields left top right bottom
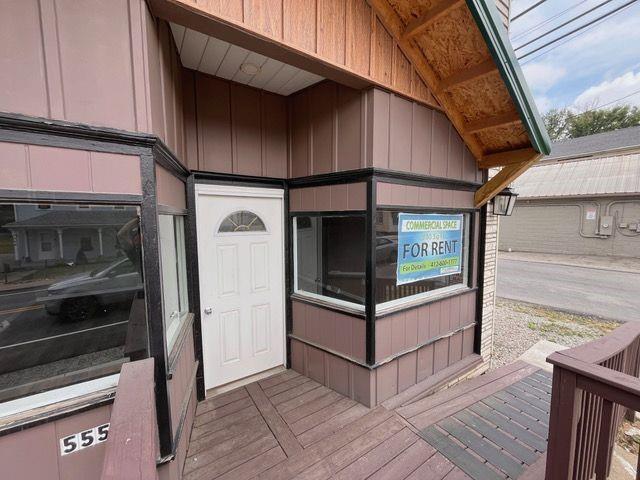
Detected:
left=294, top=215, right=366, bottom=307
left=218, top=211, right=266, bottom=233
left=376, top=210, right=469, bottom=306
left=159, top=215, right=189, bottom=352
left=0, top=203, right=146, bottom=403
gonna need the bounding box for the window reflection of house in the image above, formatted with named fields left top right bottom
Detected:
left=3, top=205, right=138, bottom=265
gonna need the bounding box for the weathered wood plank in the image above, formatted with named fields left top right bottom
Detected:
left=504, top=385, right=551, bottom=413
left=298, top=403, right=370, bottom=447
left=482, top=397, right=549, bottom=438
left=276, top=385, right=332, bottom=414
left=281, top=390, right=343, bottom=425
left=396, top=361, right=532, bottom=419
left=521, top=375, right=552, bottom=395
left=406, top=364, right=540, bottom=429
left=196, top=387, right=249, bottom=416
left=405, top=452, right=456, bottom=480
left=334, top=428, right=418, bottom=480
left=327, top=417, right=405, bottom=472
left=494, top=391, right=550, bottom=422
left=259, top=369, right=301, bottom=390
left=420, top=426, right=502, bottom=480
left=263, top=374, right=313, bottom=398
left=269, top=379, right=321, bottom=405
left=260, top=408, right=394, bottom=480
left=367, top=438, right=436, bottom=480
left=194, top=396, right=254, bottom=428
left=190, top=405, right=261, bottom=441
left=438, top=418, right=524, bottom=479
left=187, top=416, right=270, bottom=458
left=246, top=382, right=303, bottom=457
left=510, top=380, right=552, bottom=402
left=183, top=435, right=277, bottom=479
left=470, top=403, right=547, bottom=452
left=443, top=466, right=473, bottom=479
left=215, top=446, right=287, bottom=480
left=454, top=410, right=538, bottom=465
left=290, top=397, right=356, bottom=436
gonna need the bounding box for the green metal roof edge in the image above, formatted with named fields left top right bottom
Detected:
left=465, top=0, right=552, bottom=155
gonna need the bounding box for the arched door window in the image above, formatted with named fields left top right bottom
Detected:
left=218, top=210, right=266, bottom=233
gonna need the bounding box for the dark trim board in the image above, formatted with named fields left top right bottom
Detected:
left=140, top=151, right=174, bottom=458
left=365, top=177, right=377, bottom=365
left=185, top=175, right=206, bottom=401
left=0, top=190, right=142, bottom=205
left=192, top=170, right=286, bottom=188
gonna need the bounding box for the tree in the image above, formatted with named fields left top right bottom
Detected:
left=542, top=104, right=640, bottom=140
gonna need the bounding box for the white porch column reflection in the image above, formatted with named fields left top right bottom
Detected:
left=97, top=228, right=104, bottom=257
left=56, top=228, right=64, bottom=259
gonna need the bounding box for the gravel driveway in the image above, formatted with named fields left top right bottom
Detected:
left=492, top=299, right=620, bottom=369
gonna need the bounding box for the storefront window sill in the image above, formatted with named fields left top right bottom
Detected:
left=0, top=377, right=118, bottom=437
left=290, top=293, right=365, bottom=318
left=376, top=285, right=477, bottom=318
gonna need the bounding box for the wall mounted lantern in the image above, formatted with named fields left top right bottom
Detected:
left=493, top=187, right=518, bottom=216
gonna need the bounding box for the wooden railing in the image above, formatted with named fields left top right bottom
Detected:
left=546, top=322, right=640, bottom=480
left=101, top=358, right=159, bottom=480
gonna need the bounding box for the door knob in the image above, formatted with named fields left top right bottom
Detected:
left=204, top=307, right=213, bottom=315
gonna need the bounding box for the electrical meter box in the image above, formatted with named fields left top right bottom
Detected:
left=599, top=215, right=613, bottom=236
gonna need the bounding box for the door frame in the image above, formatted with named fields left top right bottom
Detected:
left=194, top=183, right=287, bottom=393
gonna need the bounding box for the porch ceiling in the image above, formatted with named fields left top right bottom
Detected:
left=169, top=24, right=324, bottom=96
left=148, top=0, right=551, bottom=207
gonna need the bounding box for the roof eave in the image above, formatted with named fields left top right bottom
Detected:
left=465, top=0, right=552, bottom=156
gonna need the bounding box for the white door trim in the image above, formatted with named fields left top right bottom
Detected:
left=195, top=183, right=286, bottom=392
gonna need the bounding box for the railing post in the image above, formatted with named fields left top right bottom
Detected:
left=546, top=367, right=582, bottom=480
left=595, top=399, right=614, bottom=480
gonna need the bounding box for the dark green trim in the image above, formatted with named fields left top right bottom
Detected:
left=466, top=0, right=551, bottom=156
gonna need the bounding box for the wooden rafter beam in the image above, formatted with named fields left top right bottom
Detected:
left=478, top=147, right=537, bottom=169
left=369, top=0, right=484, bottom=159
left=403, top=0, right=464, bottom=40
left=464, top=111, right=521, bottom=134
left=436, top=58, right=497, bottom=94
left=474, top=152, right=543, bottom=207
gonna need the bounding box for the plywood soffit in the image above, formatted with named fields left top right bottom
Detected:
left=369, top=0, right=548, bottom=206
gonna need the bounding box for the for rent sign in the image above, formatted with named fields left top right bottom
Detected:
left=396, top=213, right=463, bottom=285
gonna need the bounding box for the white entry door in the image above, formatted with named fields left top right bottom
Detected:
left=195, top=184, right=285, bottom=391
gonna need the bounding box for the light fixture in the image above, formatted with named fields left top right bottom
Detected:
left=492, top=187, right=518, bottom=216
left=240, top=62, right=260, bottom=75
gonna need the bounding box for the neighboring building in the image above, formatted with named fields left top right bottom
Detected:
left=0, top=0, right=549, bottom=479
left=500, top=126, right=640, bottom=258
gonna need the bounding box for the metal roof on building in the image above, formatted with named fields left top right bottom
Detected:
left=545, top=125, right=640, bottom=161
left=513, top=152, right=640, bottom=198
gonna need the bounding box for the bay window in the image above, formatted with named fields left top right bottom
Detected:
left=159, top=214, right=189, bottom=352
left=293, top=214, right=366, bottom=309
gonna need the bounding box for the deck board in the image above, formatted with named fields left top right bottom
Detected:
left=185, top=364, right=550, bottom=480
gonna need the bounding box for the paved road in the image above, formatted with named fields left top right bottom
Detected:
left=497, top=259, right=640, bottom=323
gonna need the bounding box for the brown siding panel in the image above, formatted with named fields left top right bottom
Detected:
left=345, top=0, right=371, bottom=76
left=232, top=84, right=263, bottom=176
left=389, top=95, right=413, bottom=172
left=336, top=85, right=364, bottom=171
left=309, top=83, right=336, bottom=174
left=244, top=0, right=283, bottom=39
left=196, top=74, right=233, bottom=172
left=263, top=92, right=288, bottom=178
left=283, top=0, right=317, bottom=52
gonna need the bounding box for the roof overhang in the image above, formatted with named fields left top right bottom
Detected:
left=147, top=0, right=551, bottom=207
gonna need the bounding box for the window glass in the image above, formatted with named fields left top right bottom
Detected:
left=0, top=203, right=145, bottom=403
left=218, top=211, right=266, bottom=233
left=376, top=210, right=470, bottom=306
left=294, top=215, right=366, bottom=307
left=159, top=215, right=189, bottom=351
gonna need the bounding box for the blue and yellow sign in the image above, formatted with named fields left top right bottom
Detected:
left=396, top=213, right=463, bottom=286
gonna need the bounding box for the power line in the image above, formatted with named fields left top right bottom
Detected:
left=511, top=0, right=551, bottom=22
left=514, top=0, right=616, bottom=51
left=511, top=0, right=590, bottom=41
left=520, top=0, right=637, bottom=65
left=517, top=0, right=639, bottom=60
left=577, top=88, right=640, bottom=111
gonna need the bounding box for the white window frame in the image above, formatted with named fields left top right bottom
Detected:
left=292, top=216, right=366, bottom=313
left=375, top=211, right=472, bottom=315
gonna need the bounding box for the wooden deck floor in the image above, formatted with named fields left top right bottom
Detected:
left=183, top=361, right=549, bottom=480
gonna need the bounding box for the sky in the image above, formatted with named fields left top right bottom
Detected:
left=509, top=0, right=640, bottom=114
